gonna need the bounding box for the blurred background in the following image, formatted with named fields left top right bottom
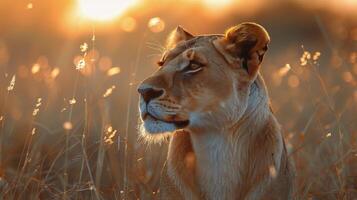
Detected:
left=0, top=0, right=356, bottom=199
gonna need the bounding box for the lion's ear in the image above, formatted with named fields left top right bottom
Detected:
left=213, top=22, right=270, bottom=79
left=166, top=26, right=194, bottom=49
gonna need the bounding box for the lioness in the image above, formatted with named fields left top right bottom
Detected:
left=138, top=22, right=295, bottom=200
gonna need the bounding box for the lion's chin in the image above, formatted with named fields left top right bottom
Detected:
left=142, top=114, right=189, bottom=134
left=138, top=114, right=189, bottom=143
left=143, top=115, right=177, bottom=134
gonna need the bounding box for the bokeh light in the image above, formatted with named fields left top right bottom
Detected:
left=107, top=67, right=121, bottom=76
left=120, top=16, right=137, bottom=32
left=63, top=121, right=73, bottom=130
left=31, top=63, right=40, bottom=74
left=148, top=17, right=165, bottom=33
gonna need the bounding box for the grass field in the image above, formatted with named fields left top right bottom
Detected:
left=0, top=0, right=356, bottom=199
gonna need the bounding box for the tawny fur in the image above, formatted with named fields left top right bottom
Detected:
left=138, top=23, right=295, bottom=200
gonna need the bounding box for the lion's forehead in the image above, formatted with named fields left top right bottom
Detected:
left=162, top=35, right=222, bottom=65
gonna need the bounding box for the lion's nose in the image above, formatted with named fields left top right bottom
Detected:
left=138, top=85, right=164, bottom=103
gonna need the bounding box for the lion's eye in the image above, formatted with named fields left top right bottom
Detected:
left=183, top=61, right=204, bottom=74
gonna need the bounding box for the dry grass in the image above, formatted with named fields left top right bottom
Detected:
left=0, top=1, right=356, bottom=200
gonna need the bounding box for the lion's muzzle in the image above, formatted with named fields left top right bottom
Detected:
left=138, top=83, right=189, bottom=134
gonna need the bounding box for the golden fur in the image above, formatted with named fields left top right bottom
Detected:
left=137, top=22, right=295, bottom=199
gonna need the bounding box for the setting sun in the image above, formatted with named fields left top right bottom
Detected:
left=77, top=0, right=136, bottom=21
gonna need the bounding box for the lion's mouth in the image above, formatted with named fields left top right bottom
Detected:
left=143, top=112, right=190, bottom=129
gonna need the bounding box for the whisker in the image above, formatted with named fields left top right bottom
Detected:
left=146, top=44, right=165, bottom=53
left=146, top=41, right=166, bottom=53
left=146, top=53, right=162, bottom=58
left=146, top=41, right=165, bottom=49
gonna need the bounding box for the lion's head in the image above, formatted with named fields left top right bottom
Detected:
left=138, top=22, right=270, bottom=139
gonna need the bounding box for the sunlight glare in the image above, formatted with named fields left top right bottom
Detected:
left=78, top=0, right=136, bottom=21
left=202, top=0, right=233, bottom=8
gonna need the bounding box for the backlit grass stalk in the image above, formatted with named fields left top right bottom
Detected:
left=0, top=75, right=15, bottom=170
left=9, top=97, right=41, bottom=198
left=77, top=74, right=89, bottom=199
left=95, top=102, right=109, bottom=190
left=0, top=92, right=9, bottom=169
left=297, top=42, right=349, bottom=197
left=62, top=71, right=80, bottom=199
left=313, top=16, right=350, bottom=196
left=77, top=25, right=102, bottom=200
left=123, top=30, right=147, bottom=199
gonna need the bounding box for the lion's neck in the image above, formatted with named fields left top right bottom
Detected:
left=230, top=79, right=271, bottom=135
left=189, top=91, right=272, bottom=199
left=168, top=78, right=276, bottom=199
